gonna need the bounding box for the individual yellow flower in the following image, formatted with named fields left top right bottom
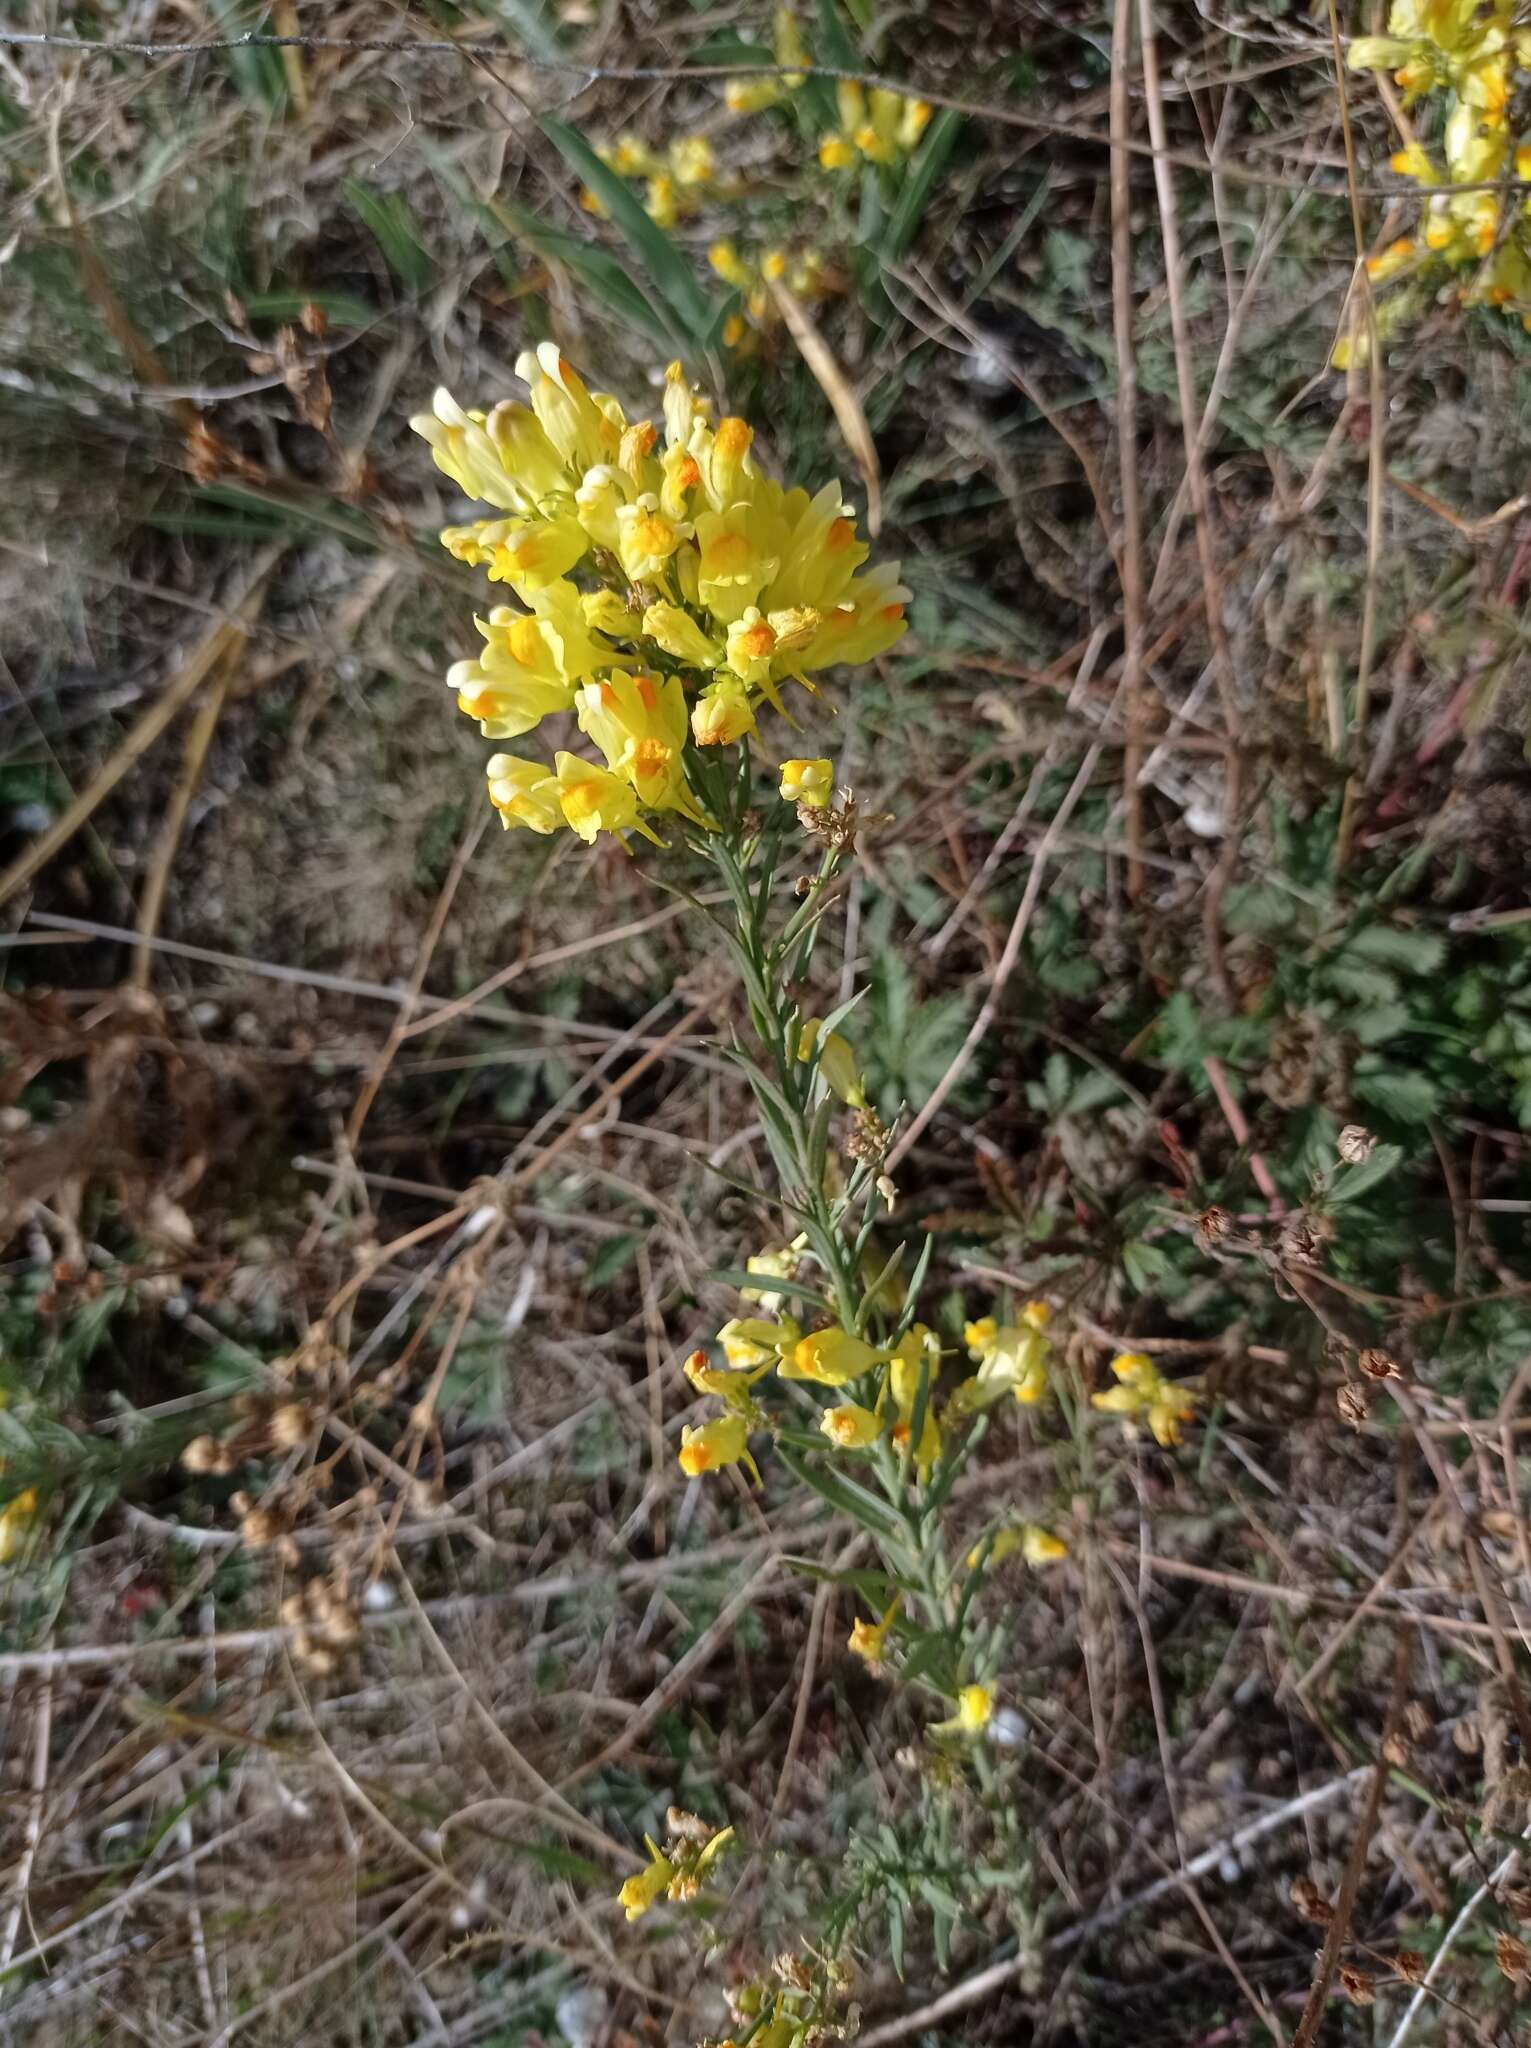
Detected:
left=725, top=75, right=787, bottom=113
left=819, top=1401, right=882, bottom=1449
left=1091, top=1352, right=1198, bottom=1447
left=555, top=752, right=662, bottom=847
left=887, top=1324, right=942, bottom=1476
left=779, top=757, right=833, bottom=806
left=619, top=1836, right=676, bottom=1920
left=576, top=672, right=710, bottom=824
left=957, top=1684, right=993, bottom=1732
left=965, top=1522, right=1066, bottom=1569
left=678, top=1413, right=762, bottom=1482
left=796, top=1019, right=867, bottom=1107
left=0, top=1489, right=38, bottom=1564
left=717, top=1316, right=797, bottom=1369
left=952, top=1312, right=1051, bottom=1412
left=740, top=1240, right=805, bottom=1313
left=691, top=676, right=758, bottom=746
left=782, top=1327, right=885, bottom=1386
left=1366, top=235, right=1417, bottom=282
left=818, top=133, right=855, bottom=169
left=848, top=1594, right=901, bottom=1664
left=486, top=754, right=563, bottom=835
left=683, top=1348, right=770, bottom=1411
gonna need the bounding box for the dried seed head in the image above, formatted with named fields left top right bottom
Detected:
left=1339, top=1966, right=1375, bottom=2006
left=1495, top=1930, right=1529, bottom=1981
left=1382, top=1730, right=1412, bottom=1768
left=1338, top=1123, right=1377, bottom=1164
left=180, top=1436, right=222, bottom=1474
left=1403, top=1701, right=1433, bottom=1744
left=773, top=1954, right=813, bottom=1992
left=318, top=1602, right=358, bottom=1647
left=1280, top=1212, right=1329, bottom=1266
left=268, top=1401, right=313, bottom=1451
left=1337, top=1384, right=1370, bottom=1428
left=1392, top=1950, right=1427, bottom=1985
left=300, top=1641, right=338, bottom=1678
left=1503, top=1885, right=1531, bottom=1924
left=666, top=1807, right=715, bottom=1845
left=238, top=1507, right=282, bottom=1549
left=1290, top=1876, right=1335, bottom=1926
left=1358, top=1348, right=1400, bottom=1382
left=1453, top=1715, right=1482, bottom=1755
left=280, top=1592, right=308, bottom=1627
left=1197, top=1205, right=1232, bottom=1245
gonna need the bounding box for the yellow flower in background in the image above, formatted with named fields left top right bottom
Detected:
left=0, top=1489, right=38, bottom=1564
left=796, top=1019, right=867, bottom=1107
left=740, top=1240, right=805, bottom=1314
left=618, top=1837, right=677, bottom=1920
left=957, top=1684, right=993, bottom=1733
left=779, top=757, right=833, bottom=806
left=848, top=1594, right=901, bottom=1664
left=819, top=1400, right=882, bottom=1449
left=966, top=1522, right=1066, bottom=1569
left=1091, top=1352, right=1198, bottom=1447
left=952, top=1312, right=1050, bottom=1412
left=678, top=1413, right=762, bottom=1482
left=819, top=80, right=932, bottom=170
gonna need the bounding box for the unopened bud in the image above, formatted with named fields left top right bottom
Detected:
left=1358, top=1347, right=1399, bottom=1381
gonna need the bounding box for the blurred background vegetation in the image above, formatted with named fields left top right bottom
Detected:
left=4, top=2, right=1531, bottom=2044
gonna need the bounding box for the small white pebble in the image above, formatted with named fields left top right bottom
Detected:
left=464, top=1203, right=500, bottom=1241
left=988, top=1707, right=1028, bottom=1750
left=362, top=1578, right=396, bottom=1612
left=1219, top=1855, right=1241, bottom=1884
left=1183, top=800, right=1224, bottom=840
left=555, top=1985, right=610, bottom=2048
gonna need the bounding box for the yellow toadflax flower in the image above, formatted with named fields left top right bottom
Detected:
left=678, top=1413, right=762, bottom=1483
left=619, top=1837, right=677, bottom=1920
left=782, top=1326, right=885, bottom=1387
left=957, top=1684, right=993, bottom=1732
left=779, top=757, right=833, bottom=806
left=951, top=1308, right=1051, bottom=1413
left=966, top=1522, right=1068, bottom=1570
left=796, top=1018, right=867, bottom=1108
left=0, top=1488, right=38, bottom=1565
left=413, top=351, right=907, bottom=847
left=1091, top=1351, right=1198, bottom=1448
left=819, top=1400, right=882, bottom=1449
left=848, top=1594, right=901, bottom=1665
left=819, top=81, right=932, bottom=170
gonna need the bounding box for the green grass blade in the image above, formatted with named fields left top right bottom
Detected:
left=882, top=108, right=964, bottom=260
left=541, top=118, right=715, bottom=350
left=343, top=178, right=434, bottom=294
left=490, top=198, right=675, bottom=346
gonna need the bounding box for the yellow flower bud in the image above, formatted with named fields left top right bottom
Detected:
left=957, top=1684, right=993, bottom=1733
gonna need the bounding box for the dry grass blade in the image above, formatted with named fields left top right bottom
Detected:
left=768, top=277, right=881, bottom=533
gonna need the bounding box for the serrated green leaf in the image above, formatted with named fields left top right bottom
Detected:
left=1352, top=1062, right=1441, bottom=1125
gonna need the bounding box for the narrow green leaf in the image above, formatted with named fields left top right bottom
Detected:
left=882, top=107, right=964, bottom=259
left=541, top=119, right=714, bottom=346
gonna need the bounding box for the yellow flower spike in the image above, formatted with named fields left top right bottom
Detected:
left=848, top=1594, right=901, bottom=1665
left=782, top=1327, right=885, bottom=1387
left=1021, top=1524, right=1069, bottom=1566
left=1091, top=1352, right=1198, bottom=1444
left=796, top=1018, right=867, bottom=1108
left=486, top=754, right=564, bottom=834
left=554, top=751, right=663, bottom=847
left=818, top=134, right=856, bottom=169
left=957, top=1684, right=994, bottom=1734
left=779, top=757, right=833, bottom=806
left=619, top=1837, right=677, bottom=1920
left=678, top=1413, right=762, bottom=1483
left=819, top=1401, right=882, bottom=1449
left=691, top=676, right=758, bottom=747
left=953, top=1319, right=1050, bottom=1412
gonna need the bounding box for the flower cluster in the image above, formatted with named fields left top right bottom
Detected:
left=1346, top=0, right=1531, bottom=350
left=707, top=238, right=830, bottom=348
left=413, top=351, right=907, bottom=846
left=583, top=131, right=719, bottom=229
left=816, top=81, right=933, bottom=170
left=1090, top=1350, right=1198, bottom=1448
